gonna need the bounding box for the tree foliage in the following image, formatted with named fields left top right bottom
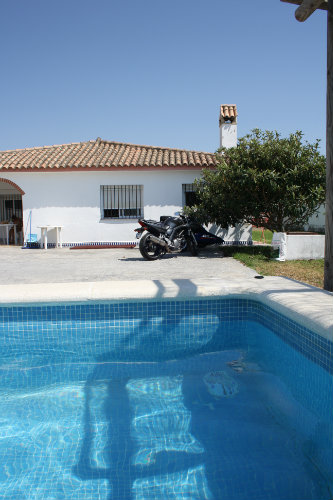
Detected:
left=187, top=129, right=326, bottom=232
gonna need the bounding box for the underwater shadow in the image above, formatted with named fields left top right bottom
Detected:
left=71, top=304, right=226, bottom=499
left=72, top=360, right=216, bottom=499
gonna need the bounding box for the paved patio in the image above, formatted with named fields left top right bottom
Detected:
left=0, top=245, right=257, bottom=285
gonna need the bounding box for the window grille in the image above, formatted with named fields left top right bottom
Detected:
left=182, top=184, right=198, bottom=208
left=0, top=195, right=22, bottom=222
left=101, top=185, right=143, bottom=219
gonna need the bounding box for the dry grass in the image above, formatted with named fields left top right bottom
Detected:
left=232, top=252, right=324, bottom=289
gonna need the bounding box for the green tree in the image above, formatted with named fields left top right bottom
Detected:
left=187, top=129, right=326, bottom=233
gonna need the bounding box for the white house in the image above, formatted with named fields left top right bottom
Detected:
left=0, top=104, right=251, bottom=247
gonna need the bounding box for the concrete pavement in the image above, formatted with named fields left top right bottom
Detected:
left=0, top=245, right=257, bottom=285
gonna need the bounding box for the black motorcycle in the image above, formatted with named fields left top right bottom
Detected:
left=190, top=221, right=224, bottom=249
left=135, top=213, right=223, bottom=260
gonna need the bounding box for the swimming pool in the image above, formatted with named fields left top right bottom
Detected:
left=0, top=298, right=332, bottom=500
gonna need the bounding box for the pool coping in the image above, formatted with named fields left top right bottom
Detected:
left=0, top=276, right=332, bottom=342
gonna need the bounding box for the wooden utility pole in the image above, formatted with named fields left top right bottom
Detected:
left=326, top=0, right=333, bottom=291
left=281, top=0, right=333, bottom=292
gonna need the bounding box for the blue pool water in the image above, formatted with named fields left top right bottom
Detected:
left=0, top=299, right=332, bottom=500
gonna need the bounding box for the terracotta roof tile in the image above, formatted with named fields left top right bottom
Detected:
left=0, top=139, right=216, bottom=171
left=219, top=104, right=237, bottom=124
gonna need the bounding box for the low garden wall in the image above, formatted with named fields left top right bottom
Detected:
left=272, top=232, right=325, bottom=260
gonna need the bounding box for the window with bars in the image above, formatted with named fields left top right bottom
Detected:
left=101, top=185, right=143, bottom=219
left=182, top=184, right=198, bottom=208
left=0, top=195, right=22, bottom=222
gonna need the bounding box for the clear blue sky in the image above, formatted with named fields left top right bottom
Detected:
left=0, top=0, right=327, bottom=154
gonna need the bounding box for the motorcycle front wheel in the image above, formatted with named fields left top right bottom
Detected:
left=139, top=233, right=166, bottom=260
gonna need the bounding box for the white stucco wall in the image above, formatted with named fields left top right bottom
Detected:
left=219, top=124, right=237, bottom=149
left=208, top=222, right=252, bottom=243
left=286, top=234, right=325, bottom=260
left=0, top=171, right=203, bottom=244
left=272, top=232, right=325, bottom=260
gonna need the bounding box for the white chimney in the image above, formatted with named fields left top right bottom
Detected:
left=219, top=104, right=237, bottom=149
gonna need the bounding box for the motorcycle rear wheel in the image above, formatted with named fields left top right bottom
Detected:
left=187, top=237, right=198, bottom=256
left=139, top=233, right=166, bottom=260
